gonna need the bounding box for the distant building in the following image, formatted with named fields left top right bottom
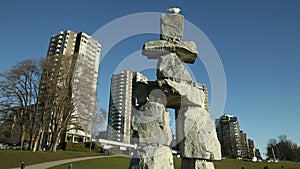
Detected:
left=41, top=30, right=101, bottom=144
left=248, top=139, right=255, bottom=157
left=255, top=148, right=262, bottom=159
left=246, top=139, right=261, bottom=158
left=239, top=130, right=248, bottom=157
left=216, top=114, right=259, bottom=158
left=216, top=114, right=241, bottom=157
left=107, top=70, right=147, bottom=144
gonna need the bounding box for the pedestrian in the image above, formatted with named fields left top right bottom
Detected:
left=20, top=162, right=25, bottom=169
left=241, top=166, right=244, bottom=169
left=282, top=165, right=284, bottom=169
left=68, top=163, right=72, bottom=169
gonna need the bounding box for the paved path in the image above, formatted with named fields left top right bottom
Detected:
left=11, top=155, right=116, bottom=169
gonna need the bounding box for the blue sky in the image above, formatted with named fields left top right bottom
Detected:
left=0, top=0, right=299, bottom=157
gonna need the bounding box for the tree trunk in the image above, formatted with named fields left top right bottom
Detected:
left=32, top=127, right=43, bottom=152
left=29, top=129, right=34, bottom=150
left=20, top=125, right=26, bottom=150
left=49, top=131, right=61, bottom=152
left=37, top=127, right=45, bottom=151
left=51, top=141, right=58, bottom=152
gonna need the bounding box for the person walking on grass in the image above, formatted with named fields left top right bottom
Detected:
left=20, top=162, right=25, bottom=169
left=68, top=163, right=72, bottom=169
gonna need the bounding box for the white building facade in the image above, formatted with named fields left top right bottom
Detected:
left=107, top=70, right=147, bottom=144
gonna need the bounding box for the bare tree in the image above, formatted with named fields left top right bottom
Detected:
left=0, top=58, right=42, bottom=150
left=39, top=53, right=99, bottom=152
left=0, top=53, right=102, bottom=152
left=91, top=105, right=107, bottom=138
left=38, top=54, right=78, bottom=152
left=0, top=112, right=20, bottom=144
left=68, top=52, right=103, bottom=144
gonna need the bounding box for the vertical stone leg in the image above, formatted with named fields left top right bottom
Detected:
left=129, top=101, right=174, bottom=169
left=177, top=106, right=221, bottom=169
left=182, top=159, right=215, bottom=169
left=175, top=109, right=184, bottom=151
left=129, top=145, right=174, bottom=169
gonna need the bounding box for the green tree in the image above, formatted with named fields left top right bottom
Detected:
left=267, top=135, right=300, bottom=162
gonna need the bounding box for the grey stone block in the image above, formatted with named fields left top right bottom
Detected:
left=129, top=145, right=174, bottom=169
left=177, top=106, right=221, bottom=160
left=142, top=40, right=198, bottom=64
left=163, top=79, right=206, bottom=107
left=157, top=53, right=193, bottom=82
left=160, top=14, right=184, bottom=41
left=181, top=159, right=216, bottom=169
left=131, top=102, right=172, bottom=146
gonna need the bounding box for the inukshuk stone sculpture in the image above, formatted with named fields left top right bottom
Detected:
left=129, top=9, right=221, bottom=169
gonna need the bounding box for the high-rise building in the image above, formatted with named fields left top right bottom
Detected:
left=107, top=70, right=147, bottom=143
left=215, top=114, right=241, bottom=157
left=47, top=30, right=77, bottom=56
left=216, top=114, right=260, bottom=158
left=43, top=30, right=101, bottom=143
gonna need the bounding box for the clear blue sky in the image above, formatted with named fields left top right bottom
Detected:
left=0, top=0, right=299, bottom=157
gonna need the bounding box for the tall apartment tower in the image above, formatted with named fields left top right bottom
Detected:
left=45, top=30, right=101, bottom=143
left=107, top=70, right=147, bottom=143
left=215, top=114, right=242, bottom=157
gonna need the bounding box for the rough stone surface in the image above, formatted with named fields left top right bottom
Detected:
left=181, top=159, right=215, bottom=169
left=131, top=102, right=172, bottom=146
left=142, top=40, right=198, bottom=64
left=160, top=13, right=184, bottom=41
left=163, top=79, right=206, bottom=107
left=157, top=53, right=193, bottom=82
left=129, top=145, right=174, bottom=169
left=129, top=11, right=222, bottom=169
left=177, top=106, right=222, bottom=160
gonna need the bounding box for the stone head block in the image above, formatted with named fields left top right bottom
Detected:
left=160, top=14, right=184, bottom=41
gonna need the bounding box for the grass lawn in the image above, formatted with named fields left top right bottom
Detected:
left=49, top=156, right=179, bottom=169
left=49, top=156, right=131, bottom=169
left=2, top=150, right=300, bottom=169
left=50, top=157, right=300, bottom=169
left=214, top=158, right=300, bottom=169
left=0, top=150, right=104, bottom=169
